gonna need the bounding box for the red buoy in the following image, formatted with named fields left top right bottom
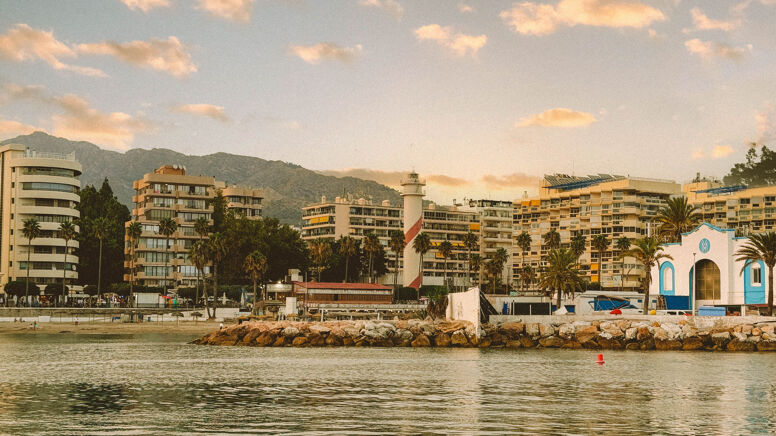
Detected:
left=596, top=353, right=604, bottom=365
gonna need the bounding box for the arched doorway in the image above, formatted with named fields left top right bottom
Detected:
left=695, top=259, right=721, bottom=301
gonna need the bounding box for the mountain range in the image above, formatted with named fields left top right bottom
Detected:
left=1, top=132, right=402, bottom=225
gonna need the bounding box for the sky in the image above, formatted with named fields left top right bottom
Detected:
left=1, top=0, right=775, bottom=204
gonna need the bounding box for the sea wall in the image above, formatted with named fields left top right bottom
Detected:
left=193, top=317, right=776, bottom=351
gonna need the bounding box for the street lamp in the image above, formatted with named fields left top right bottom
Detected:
left=692, top=252, right=696, bottom=316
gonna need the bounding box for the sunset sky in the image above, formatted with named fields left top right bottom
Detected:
left=1, top=0, right=775, bottom=203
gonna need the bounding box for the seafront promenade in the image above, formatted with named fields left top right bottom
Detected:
left=194, top=316, right=776, bottom=352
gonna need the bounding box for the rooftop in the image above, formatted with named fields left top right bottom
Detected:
left=293, top=281, right=392, bottom=290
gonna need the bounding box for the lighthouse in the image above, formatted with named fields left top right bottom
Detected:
left=401, top=172, right=426, bottom=288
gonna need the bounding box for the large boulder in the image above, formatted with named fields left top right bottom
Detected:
left=505, top=340, right=523, bottom=349
left=520, top=336, right=537, bottom=348
left=727, top=340, right=755, bottom=352
left=282, top=327, right=300, bottom=338
left=558, top=324, right=575, bottom=339
left=525, top=323, right=540, bottom=337
left=292, top=336, right=308, bottom=346
left=539, top=323, right=556, bottom=338
left=661, top=323, right=682, bottom=340
left=435, top=333, right=452, bottom=347
left=682, top=337, right=704, bottom=350
left=499, top=322, right=525, bottom=338
left=254, top=331, right=275, bottom=347
left=625, top=327, right=638, bottom=341
left=451, top=330, right=469, bottom=346
left=655, top=339, right=682, bottom=350
left=411, top=334, right=431, bottom=347
left=757, top=341, right=776, bottom=351
left=539, top=336, right=563, bottom=348
left=712, top=332, right=731, bottom=348
left=309, top=324, right=331, bottom=335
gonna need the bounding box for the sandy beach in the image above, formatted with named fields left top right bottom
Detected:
left=0, top=320, right=222, bottom=335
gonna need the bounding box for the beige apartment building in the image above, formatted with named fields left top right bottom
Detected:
left=125, top=165, right=262, bottom=289
left=512, top=174, right=681, bottom=290
left=301, top=196, right=485, bottom=288
left=684, top=181, right=776, bottom=235
left=0, top=144, right=81, bottom=289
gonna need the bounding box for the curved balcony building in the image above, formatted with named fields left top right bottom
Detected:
left=0, top=144, right=81, bottom=289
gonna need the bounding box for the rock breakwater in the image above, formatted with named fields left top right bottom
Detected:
left=192, top=318, right=776, bottom=351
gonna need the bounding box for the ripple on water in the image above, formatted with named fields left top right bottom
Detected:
left=0, top=335, right=775, bottom=435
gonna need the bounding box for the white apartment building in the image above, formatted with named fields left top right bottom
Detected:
left=301, top=195, right=506, bottom=289
left=0, top=144, right=81, bottom=289
left=512, top=174, right=681, bottom=290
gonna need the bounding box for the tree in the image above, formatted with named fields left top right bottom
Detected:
left=656, top=196, right=701, bottom=243
left=485, top=259, right=503, bottom=294
left=158, top=217, right=178, bottom=292
left=570, top=233, right=586, bottom=258
left=309, top=239, right=332, bottom=281
left=5, top=281, right=39, bottom=306
left=388, top=230, right=405, bottom=299
left=339, top=236, right=357, bottom=283
left=463, top=231, right=478, bottom=287
left=724, top=145, right=776, bottom=186
left=363, top=233, right=381, bottom=283
left=520, top=265, right=535, bottom=292
left=207, top=232, right=226, bottom=318
left=412, top=232, right=432, bottom=288
left=194, top=216, right=210, bottom=241
left=21, top=218, right=41, bottom=305
left=426, top=286, right=449, bottom=319
left=188, top=240, right=209, bottom=315
left=243, top=250, right=268, bottom=313
left=493, top=247, right=509, bottom=291
left=515, top=231, right=532, bottom=291
left=211, top=189, right=228, bottom=232
left=59, top=220, right=78, bottom=306
left=126, top=221, right=142, bottom=306
left=615, top=237, right=631, bottom=292
left=470, top=254, right=482, bottom=288
left=543, top=229, right=560, bottom=251
left=93, top=217, right=111, bottom=305
left=591, top=235, right=610, bottom=291
left=622, top=237, right=672, bottom=314
left=735, top=232, right=776, bottom=316
left=438, top=240, right=454, bottom=290
left=76, top=180, right=130, bottom=288
left=538, top=248, right=585, bottom=312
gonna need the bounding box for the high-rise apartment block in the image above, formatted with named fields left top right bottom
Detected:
left=0, top=144, right=81, bottom=288
left=512, top=174, right=681, bottom=290
left=125, top=165, right=262, bottom=289
left=684, top=181, right=776, bottom=235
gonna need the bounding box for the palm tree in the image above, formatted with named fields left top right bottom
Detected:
left=188, top=240, right=209, bottom=316
left=126, top=221, right=142, bottom=306
left=493, top=247, right=510, bottom=292
left=309, top=238, right=332, bottom=281
left=538, top=248, right=585, bottom=312
left=485, top=259, right=503, bottom=294
left=93, top=217, right=111, bottom=306
left=622, top=236, right=672, bottom=314
left=388, top=230, right=405, bottom=299
left=462, top=231, right=478, bottom=287
left=207, top=232, right=226, bottom=318
left=412, top=232, right=432, bottom=288
left=543, top=229, right=560, bottom=250
left=735, top=232, right=776, bottom=316
left=520, top=265, right=535, bottom=292
left=338, top=236, right=357, bottom=283
left=158, top=217, right=177, bottom=293
left=438, top=240, right=454, bottom=290
left=614, top=236, right=631, bottom=292
left=470, top=254, right=482, bottom=288
left=59, top=220, right=77, bottom=306
left=243, top=250, right=268, bottom=313
left=363, top=233, right=381, bottom=283
left=21, top=218, right=41, bottom=306
left=591, top=234, right=610, bottom=291
left=516, top=231, right=532, bottom=291
left=570, top=233, right=586, bottom=258
left=657, top=196, right=701, bottom=243
left=194, top=216, right=210, bottom=241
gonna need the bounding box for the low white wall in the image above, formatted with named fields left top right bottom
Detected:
left=490, top=314, right=776, bottom=327
left=447, top=287, right=480, bottom=333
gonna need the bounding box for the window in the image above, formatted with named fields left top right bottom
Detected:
left=21, top=182, right=79, bottom=193
left=21, top=167, right=78, bottom=178
left=752, top=264, right=762, bottom=286
left=662, top=266, right=673, bottom=292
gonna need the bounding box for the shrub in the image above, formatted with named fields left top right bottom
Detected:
left=396, top=286, right=418, bottom=301
left=44, top=284, right=66, bottom=295
left=4, top=281, right=39, bottom=297
left=84, top=285, right=98, bottom=296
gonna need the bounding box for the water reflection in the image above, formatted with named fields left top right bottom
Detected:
left=0, top=335, right=774, bottom=435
